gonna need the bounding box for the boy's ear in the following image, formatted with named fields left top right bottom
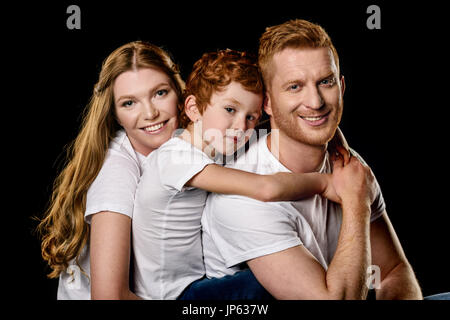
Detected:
left=184, top=95, right=202, bottom=122
left=263, top=92, right=273, bottom=116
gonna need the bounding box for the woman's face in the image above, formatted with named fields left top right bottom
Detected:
left=113, top=68, right=179, bottom=156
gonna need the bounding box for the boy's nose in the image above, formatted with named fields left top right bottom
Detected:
left=233, top=117, right=247, bottom=132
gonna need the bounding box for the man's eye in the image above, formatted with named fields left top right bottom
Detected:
left=122, top=100, right=134, bottom=107
left=289, top=84, right=300, bottom=91
left=321, top=77, right=336, bottom=87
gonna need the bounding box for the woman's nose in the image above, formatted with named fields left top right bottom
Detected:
left=142, top=102, right=160, bottom=120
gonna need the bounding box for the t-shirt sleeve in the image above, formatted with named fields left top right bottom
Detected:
left=204, top=194, right=302, bottom=268
left=156, top=142, right=215, bottom=192
left=85, top=150, right=140, bottom=223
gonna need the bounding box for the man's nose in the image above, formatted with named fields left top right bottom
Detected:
left=303, top=85, right=324, bottom=110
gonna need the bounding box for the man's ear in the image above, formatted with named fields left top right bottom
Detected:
left=263, top=92, right=273, bottom=116
left=184, top=95, right=202, bottom=122
left=340, top=75, right=346, bottom=96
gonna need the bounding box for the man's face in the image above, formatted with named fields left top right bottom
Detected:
left=265, top=47, right=344, bottom=147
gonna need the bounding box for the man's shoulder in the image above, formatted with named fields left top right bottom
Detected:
left=348, top=148, right=368, bottom=165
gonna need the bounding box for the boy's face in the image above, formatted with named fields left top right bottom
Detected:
left=265, top=47, right=344, bottom=147
left=200, top=81, right=262, bottom=156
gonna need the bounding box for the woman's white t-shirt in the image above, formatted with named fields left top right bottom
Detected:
left=57, top=130, right=146, bottom=300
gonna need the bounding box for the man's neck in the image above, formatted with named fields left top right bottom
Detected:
left=267, top=130, right=327, bottom=174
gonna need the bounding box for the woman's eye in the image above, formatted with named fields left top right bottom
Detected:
left=155, top=89, right=168, bottom=97
left=247, top=115, right=256, bottom=121
left=122, top=100, right=134, bottom=107
left=225, top=107, right=235, bottom=113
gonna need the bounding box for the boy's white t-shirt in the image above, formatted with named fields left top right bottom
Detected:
left=201, top=132, right=386, bottom=278
left=132, top=136, right=214, bottom=300
left=57, top=130, right=146, bottom=300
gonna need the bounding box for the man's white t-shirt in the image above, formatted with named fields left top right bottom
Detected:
left=201, top=132, right=385, bottom=279
left=57, top=130, right=146, bottom=300
left=132, top=137, right=214, bottom=300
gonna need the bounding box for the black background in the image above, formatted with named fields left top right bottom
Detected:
left=6, top=0, right=450, bottom=303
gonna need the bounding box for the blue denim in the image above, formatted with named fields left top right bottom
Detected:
left=178, top=269, right=273, bottom=300
left=178, top=269, right=450, bottom=300
left=424, top=292, right=450, bottom=300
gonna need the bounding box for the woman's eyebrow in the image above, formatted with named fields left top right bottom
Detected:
left=115, top=94, right=136, bottom=104
left=149, top=82, right=172, bottom=93
left=115, top=82, right=172, bottom=104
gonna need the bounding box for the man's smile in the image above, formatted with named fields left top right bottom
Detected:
left=298, top=110, right=331, bottom=126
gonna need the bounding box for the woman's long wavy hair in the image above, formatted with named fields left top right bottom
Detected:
left=37, top=41, right=185, bottom=278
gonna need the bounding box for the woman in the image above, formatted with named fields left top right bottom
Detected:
left=37, top=41, right=185, bottom=299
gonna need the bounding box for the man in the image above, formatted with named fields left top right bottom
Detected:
left=201, top=19, right=423, bottom=299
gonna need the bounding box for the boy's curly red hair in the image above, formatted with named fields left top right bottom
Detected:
left=179, top=49, right=263, bottom=128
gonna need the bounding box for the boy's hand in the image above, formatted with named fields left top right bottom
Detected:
left=331, top=154, right=376, bottom=213
left=321, top=145, right=352, bottom=203
left=321, top=174, right=341, bottom=204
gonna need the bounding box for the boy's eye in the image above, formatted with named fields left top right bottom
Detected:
left=122, top=100, right=134, bottom=107
left=225, top=107, right=235, bottom=113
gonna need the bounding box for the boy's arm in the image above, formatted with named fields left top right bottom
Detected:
left=186, top=164, right=332, bottom=202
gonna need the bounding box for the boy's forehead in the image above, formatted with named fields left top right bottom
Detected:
left=211, top=82, right=249, bottom=100
left=209, top=82, right=263, bottom=111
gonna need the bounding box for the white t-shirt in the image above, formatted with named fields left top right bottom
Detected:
left=201, top=132, right=385, bottom=278
left=57, top=130, right=146, bottom=300
left=132, top=137, right=215, bottom=300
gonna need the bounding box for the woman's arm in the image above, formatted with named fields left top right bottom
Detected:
left=90, top=211, right=141, bottom=300
left=186, top=164, right=336, bottom=202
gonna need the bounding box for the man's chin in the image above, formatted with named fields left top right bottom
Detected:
left=284, top=127, right=336, bottom=147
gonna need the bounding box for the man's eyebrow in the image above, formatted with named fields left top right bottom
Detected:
left=281, top=78, right=304, bottom=88
left=281, top=71, right=336, bottom=88
left=319, top=72, right=336, bottom=80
